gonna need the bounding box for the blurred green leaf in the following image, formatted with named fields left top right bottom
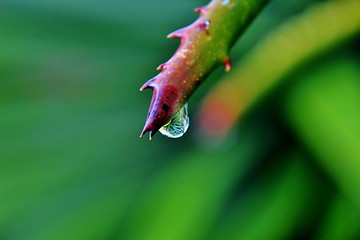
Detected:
left=315, top=194, right=360, bottom=240
left=0, top=0, right=359, bottom=239
left=197, top=0, right=360, bottom=137
left=284, top=56, right=360, bottom=205
left=207, top=150, right=328, bottom=240
left=120, top=122, right=279, bottom=240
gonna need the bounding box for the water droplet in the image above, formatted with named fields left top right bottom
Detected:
left=204, top=20, right=211, bottom=30
left=159, top=103, right=189, bottom=138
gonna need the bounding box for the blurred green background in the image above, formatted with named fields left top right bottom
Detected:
left=1, top=0, right=359, bottom=239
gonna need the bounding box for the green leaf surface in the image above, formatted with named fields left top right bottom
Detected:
left=284, top=57, right=360, bottom=205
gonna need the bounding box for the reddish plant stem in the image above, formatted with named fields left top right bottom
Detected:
left=140, top=0, right=269, bottom=139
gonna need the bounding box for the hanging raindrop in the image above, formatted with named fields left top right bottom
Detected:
left=159, top=103, right=189, bottom=138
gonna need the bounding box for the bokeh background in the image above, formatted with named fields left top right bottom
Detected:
left=1, top=0, right=359, bottom=239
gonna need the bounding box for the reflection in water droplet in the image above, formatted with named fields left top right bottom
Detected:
left=159, top=103, right=189, bottom=138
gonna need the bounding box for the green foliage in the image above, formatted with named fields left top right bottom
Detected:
left=0, top=0, right=359, bottom=240
left=285, top=57, right=360, bottom=206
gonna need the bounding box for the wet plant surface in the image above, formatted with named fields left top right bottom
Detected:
left=0, top=0, right=359, bottom=240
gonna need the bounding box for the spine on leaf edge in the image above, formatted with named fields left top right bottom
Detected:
left=140, top=0, right=269, bottom=139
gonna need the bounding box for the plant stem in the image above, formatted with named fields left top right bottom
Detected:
left=140, top=0, right=269, bottom=139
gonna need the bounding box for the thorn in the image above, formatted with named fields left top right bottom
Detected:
left=140, top=118, right=159, bottom=140
left=224, top=58, right=232, bottom=72
left=194, top=6, right=206, bottom=15
left=140, top=78, right=154, bottom=91
left=156, top=63, right=165, bottom=71
left=194, top=7, right=201, bottom=13
left=167, top=28, right=185, bottom=39
left=140, top=125, right=151, bottom=139
left=140, top=127, right=147, bottom=138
